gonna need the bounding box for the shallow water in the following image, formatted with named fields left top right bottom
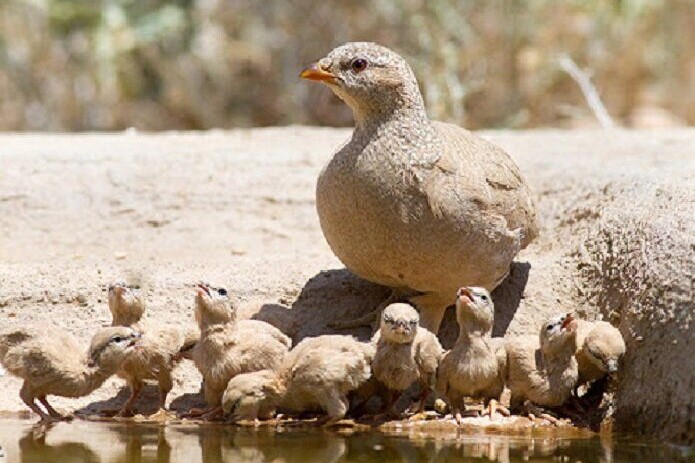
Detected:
left=0, top=419, right=691, bottom=463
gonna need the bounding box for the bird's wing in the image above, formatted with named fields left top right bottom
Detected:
left=415, top=331, right=444, bottom=376
left=417, top=122, right=538, bottom=245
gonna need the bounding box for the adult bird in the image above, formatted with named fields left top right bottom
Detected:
left=300, top=42, right=538, bottom=334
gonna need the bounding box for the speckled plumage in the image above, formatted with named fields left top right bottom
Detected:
left=505, top=314, right=579, bottom=408
left=0, top=324, right=139, bottom=421
left=305, top=42, right=539, bottom=332
left=223, top=335, right=374, bottom=422
left=191, top=284, right=291, bottom=407
left=437, top=288, right=506, bottom=410
left=574, top=319, right=625, bottom=385
left=371, top=303, right=442, bottom=396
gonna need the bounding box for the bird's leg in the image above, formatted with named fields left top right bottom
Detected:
left=328, top=289, right=402, bottom=331
left=480, top=399, right=510, bottom=418
left=116, top=381, right=142, bottom=417
left=408, top=293, right=450, bottom=335
left=315, top=389, right=347, bottom=426
left=524, top=401, right=560, bottom=426
left=149, top=372, right=175, bottom=421
left=20, top=383, right=54, bottom=423
left=407, top=380, right=431, bottom=420
left=199, top=406, right=223, bottom=421
left=38, top=396, right=67, bottom=420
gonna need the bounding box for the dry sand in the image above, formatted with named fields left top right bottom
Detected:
left=0, top=128, right=693, bottom=442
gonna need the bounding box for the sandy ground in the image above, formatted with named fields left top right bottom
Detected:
left=0, top=127, right=693, bottom=423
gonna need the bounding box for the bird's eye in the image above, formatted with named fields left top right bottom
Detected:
left=480, top=295, right=488, bottom=301
left=218, top=288, right=228, bottom=296
left=112, top=336, right=124, bottom=343
left=546, top=324, right=553, bottom=331
left=350, top=58, right=368, bottom=73
left=409, top=320, right=418, bottom=326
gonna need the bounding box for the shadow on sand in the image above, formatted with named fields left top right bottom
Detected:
left=252, top=262, right=531, bottom=349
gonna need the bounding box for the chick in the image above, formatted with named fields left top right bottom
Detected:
left=575, top=319, right=626, bottom=386
left=436, top=287, right=508, bottom=423
left=371, top=303, right=442, bottom=416
left=108, top=282, right=145, bottom=328
left=106, top=282, right=197, bottom=417
left=222, top=335, right=374, bottom=424
left=505, top=314, right=579, bottom=424
left=221, top=369, right=279, bottom=422
left=190, top=283, right=290, bottom=420
left=0, top=324, right=139, bottom=422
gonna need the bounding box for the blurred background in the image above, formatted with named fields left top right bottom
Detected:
left=0, top=0, right=692, bottom=131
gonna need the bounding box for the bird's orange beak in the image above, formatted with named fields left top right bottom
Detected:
left=299, top=62, right=338, bottom=84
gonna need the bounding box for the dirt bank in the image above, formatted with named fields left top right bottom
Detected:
left=0, top=128, right=692, bottom=443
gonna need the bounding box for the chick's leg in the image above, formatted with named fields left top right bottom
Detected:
left=315, top=389, right=347, bottom=426
left=20, top=383, right=53, bottom=423
left=117, top=380, right=143, bottom=417
left=38, top=396, right=66, bottom=420
left=150, top=372, right=175, bottom=421
left=480, top=399, right=510, bottom=418
left=408, top=292, right=451, bottom=335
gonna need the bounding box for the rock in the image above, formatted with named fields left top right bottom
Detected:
left=577, top=181, right=694, bottom=445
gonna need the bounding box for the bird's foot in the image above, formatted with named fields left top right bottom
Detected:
left=454, top=408, right=479, bottom=426
left=199, top=406, right=223, bottom=421
left=525, top=401, right=560, bottom=426
left=148, top=408, right=175, bottom=422
left=114, top=406, right=136, bottom=418
left=480, top=399, right=510, bottom=420
left=182, top=407, right=209, bottom=419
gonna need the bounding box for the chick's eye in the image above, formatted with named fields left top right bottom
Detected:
left=546, top=325, right=553, bottom=331
left=218, top=288, right=227, bottom=296
left=480, top=295, right=488, bottom=301
left=113, top=336, right=124, bottom=343
left=350, top=58, right=368, bottom=73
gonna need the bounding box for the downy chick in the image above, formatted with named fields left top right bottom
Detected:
left=0, top=324, right=140, bottom=422
left=191, top=283, right=290, bottom=419
left=371, top=303, right=442, bottom=416
left=222, top=335, right=374, bottom=424
left=107, top=282, right=197, bottom=417
left=108, top=282, right=145, bottom=329
left=575, top=319, right=626, bottom=386
left=436, top=287, right=508, bottom=422
left=505, top=314, right=579, bottom=421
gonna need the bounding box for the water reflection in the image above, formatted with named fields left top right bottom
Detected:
left=1, top=419, right=691, bottom=463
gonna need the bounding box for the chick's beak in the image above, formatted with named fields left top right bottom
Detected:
left=561, top=313, right=575, bottom=330
left=299, top=62, right=338, bottom=84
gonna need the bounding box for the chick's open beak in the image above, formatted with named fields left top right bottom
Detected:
left=561, top=313, right=575, bottom=330
left=299, top=62, right=338, bottom=83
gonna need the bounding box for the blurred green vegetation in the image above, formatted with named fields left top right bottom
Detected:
left=0, top=0, right=692, bottom=130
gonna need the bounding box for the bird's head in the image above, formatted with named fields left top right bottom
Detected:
left=300, top=42, right=425, bottom=126
left=455, top=286, right=494, bottom=332
left=540, top=313, right=578, bottom=356
left=194, top=283, right=236, bottom=328
left=107, top=281, right=145, bottom=325
left=88, top=326, right=141, bottom=371
left=583, top=324, right=626, bottom=375
left=380, top=302, right=419, bottom=344
left=222, top=370, right=282, bottom=421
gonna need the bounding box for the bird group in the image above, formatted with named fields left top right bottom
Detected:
left=0, top=282, right=625, bottom=426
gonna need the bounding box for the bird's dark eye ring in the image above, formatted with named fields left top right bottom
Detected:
left=113, top=336, right=124, bottom=343
left=218, top=288, right=228, bottom=296
left=350, top=58, right=368, bottom=73
left=480, top=295, right=488, bottom=301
